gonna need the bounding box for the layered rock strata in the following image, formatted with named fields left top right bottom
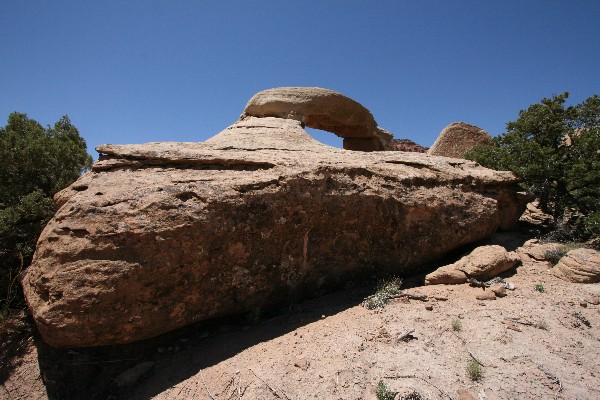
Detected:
left=552, top=248, right=600, bottom=283
left=23, top=93, right=529, bottom=347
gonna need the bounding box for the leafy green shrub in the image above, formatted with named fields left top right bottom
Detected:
left=1, top=113, right=92, bottom=323
left=376, top=380, right=396, bottom=400
left=466, top=93, right=600, bottom=241
left=362, top=278, right=402, bottom=310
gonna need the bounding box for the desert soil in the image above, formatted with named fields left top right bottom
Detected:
left=2, top=238, right=599, bottom=400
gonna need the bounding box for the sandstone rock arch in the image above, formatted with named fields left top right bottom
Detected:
left=242, top=87, right=393, bottom=151
left=22, top=87, right=531, bottom=347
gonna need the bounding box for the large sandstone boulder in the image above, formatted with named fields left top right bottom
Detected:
left=551, top=248, right=600, bottom=283
left=428, top=122, right=493, bottom=159
left=243, top=87, right=393, bottom=151
left=425, top=245, right=521, bottom=285
left=23, top=93, right=529, bottom=348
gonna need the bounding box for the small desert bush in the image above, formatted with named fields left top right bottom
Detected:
left=362, top=278, right=402, bottom=310
left=535, top=320, right=550, bottom=331
left=543, top=242, right=585, bottom=265
left=467, top=357, right=483, bottom=381
left=452, top=319, right=462, bottom=332
left=534, top=284, right=545, bottom=293
left=376, top=380, right=396, bottom=400
left=401, top=392, right=424, bottom=400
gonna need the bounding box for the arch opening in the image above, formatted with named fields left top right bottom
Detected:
left=305, top=127, right=343, bottom=148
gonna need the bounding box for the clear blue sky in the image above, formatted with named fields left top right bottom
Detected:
left=2, top=1, right=599, bottom=158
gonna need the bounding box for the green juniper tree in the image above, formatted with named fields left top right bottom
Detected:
left=0, top=113, right=92, bottom=321
left=466, top=93, right=600, bottom=240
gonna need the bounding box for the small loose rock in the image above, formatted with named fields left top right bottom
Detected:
left=293, top=358, right=310, bottom=371
left=476, top=291, right=497, bottom=301
left=491, top=285, right=507, bottom=297
left=457, top=389, right=478, bottom=400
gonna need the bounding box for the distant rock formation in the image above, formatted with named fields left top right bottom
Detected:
left=389, top=139, right=429, bottom=153
left=23, top=88, right=530, bottom=347
left=428, top=122, right=493, bottom=159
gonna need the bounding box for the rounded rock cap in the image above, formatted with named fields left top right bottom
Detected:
left=428, top=122, right=493, bottom=159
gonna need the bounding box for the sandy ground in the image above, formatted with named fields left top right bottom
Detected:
left=2, top=242, right=599, bottom=400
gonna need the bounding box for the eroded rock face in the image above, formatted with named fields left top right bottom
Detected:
left=23, top=95, right=529, bottom=348
left=428, top=122, right=493, bottom=159
left=243, top=87, right=393, bottom=151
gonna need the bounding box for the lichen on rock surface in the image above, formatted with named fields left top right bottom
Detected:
left=22, top=88, right=530, bottom=347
